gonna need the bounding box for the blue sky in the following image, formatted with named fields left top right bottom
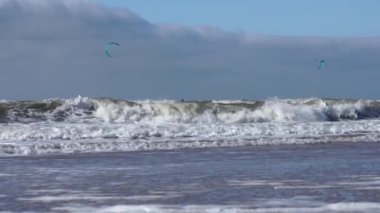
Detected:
left=98, top=0, right=380, bottom=37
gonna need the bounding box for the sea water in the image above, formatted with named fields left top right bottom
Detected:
left=1, top=96, right=380, bottom=212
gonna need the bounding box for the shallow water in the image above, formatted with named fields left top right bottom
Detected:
left=2, top=142, right=380, bottom=212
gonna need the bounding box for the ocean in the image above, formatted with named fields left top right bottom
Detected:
left=1, top=96, right=380, bottom=212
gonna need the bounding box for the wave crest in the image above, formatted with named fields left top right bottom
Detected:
left=0, top=96, right=379, bottom=124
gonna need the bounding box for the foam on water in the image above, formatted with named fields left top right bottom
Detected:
left=0, top=96, right=380, bottom=156
left=53, top=202, right=380, bottom=213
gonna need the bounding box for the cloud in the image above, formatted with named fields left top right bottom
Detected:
left=0, top=0, right=380, bottom=100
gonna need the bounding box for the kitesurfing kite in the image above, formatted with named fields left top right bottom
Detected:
left=315, top=58, right=325, bottom=70
left=105, top=42, right=120, bottom=57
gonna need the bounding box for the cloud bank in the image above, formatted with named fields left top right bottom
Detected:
left=1, top=0, right=380, bottom=100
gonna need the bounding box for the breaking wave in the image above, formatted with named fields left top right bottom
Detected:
left=1, top=96, right=380, bottom=124
left=1, top=96, right=380, bottom=156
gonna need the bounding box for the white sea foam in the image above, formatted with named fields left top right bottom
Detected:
left=52, top=202, right=380, bottom=213
left=54, top=205, right=255, bottom=213
left=0, top=119, right=380, bottom=156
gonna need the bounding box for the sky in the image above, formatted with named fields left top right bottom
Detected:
left=0, top=0, right=380, bottom=100
left=98, top=0, right=380, bottom=37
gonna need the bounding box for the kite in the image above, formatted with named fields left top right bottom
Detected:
left=315, top=58, right=325, bottom=70
left=105, top=42, right=120, bottom=57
